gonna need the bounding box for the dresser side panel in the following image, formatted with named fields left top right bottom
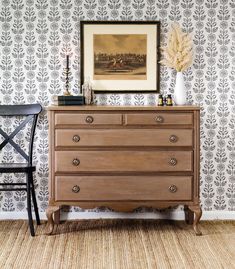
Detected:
left=48, top=110, right=56, bottom=202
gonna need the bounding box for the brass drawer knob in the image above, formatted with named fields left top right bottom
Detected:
left=72, top=158, right=80, bottom=166
left=169, top=135, right=178, bottom=143
left=72, top=135, right=80, bottom=142
left=155, top=115, right=164, bottom=123
left=86, top=115, right=94, bottom=124
left=72, top=185, right=80, bottom=193
left=169, top=157, right=177, bottom=166
left=169, top=185, right=177, bottom=193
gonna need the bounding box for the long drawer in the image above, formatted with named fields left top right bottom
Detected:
left=55, top=129, right=193, bottom=147
left=55, top=176, right=192, bottom=201
left=55, top=151, right=193, bottom=172
left=55, top=113, right=122, bottom=126
left=125, top=113, right=193, bottom=125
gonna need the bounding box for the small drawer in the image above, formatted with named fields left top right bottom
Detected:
left=55, top=176, right=192, bottom=201
left=55, top=113, right=122, bottom=126
left=55, top=129, right=193, bottom=147
left=55, top=150, right=193, bottom=172
left=125, top=112, right=193, bottom=125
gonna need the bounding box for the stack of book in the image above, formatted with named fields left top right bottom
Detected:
left=52, top=95, right=85, bottom=106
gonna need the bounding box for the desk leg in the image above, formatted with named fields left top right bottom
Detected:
left=46, top=205, right=60, bottom=235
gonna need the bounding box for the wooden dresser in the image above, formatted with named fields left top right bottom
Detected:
left=46, top=106, right=202, bottom=235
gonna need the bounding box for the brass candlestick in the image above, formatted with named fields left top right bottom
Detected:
left=64, top=67, right=71, bottom=96
left=64, top=55, right=72, bottom=96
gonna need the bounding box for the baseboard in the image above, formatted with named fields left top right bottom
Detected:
left=0, top=210, right=234, bottom=220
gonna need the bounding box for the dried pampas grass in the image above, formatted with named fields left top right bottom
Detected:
left=160, top=23, right=193, bottom=72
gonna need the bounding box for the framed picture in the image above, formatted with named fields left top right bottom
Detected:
left=80, top=21, right=160, bottom=93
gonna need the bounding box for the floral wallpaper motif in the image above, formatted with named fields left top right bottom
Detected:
left=0, top=0, right=234, bottom=213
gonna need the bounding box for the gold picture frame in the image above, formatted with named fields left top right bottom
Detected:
left=80, top=21, right=160, bottom=93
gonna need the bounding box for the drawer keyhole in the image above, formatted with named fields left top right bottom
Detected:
left=169, top=135, right=178, bottom=143
left=86, top=115, right=94, bottom=124
left=72, top=158, right=80, bottom=166
left=169, top=158, right=177, bottom=166
left=72, top=185, right=80, bottom=193
left=72, top=135, right=80, bottom=142
left=155, top=115, right=164, bottom=123
left=169, top=185, right=177, bottom=193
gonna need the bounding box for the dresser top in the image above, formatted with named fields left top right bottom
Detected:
left=47, top=105, right=200, bottom=111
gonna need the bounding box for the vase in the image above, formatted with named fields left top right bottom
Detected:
left=82, top=78, right=94, bottom=105
left=174, top=72, right=187, bottom=105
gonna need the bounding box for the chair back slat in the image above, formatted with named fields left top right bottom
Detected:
left=0, top=104, right=42, bottom=165
left=0, top=104, right=42, bottom=116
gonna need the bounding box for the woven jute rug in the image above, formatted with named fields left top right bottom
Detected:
left=0, top=219, right=234, bottom=269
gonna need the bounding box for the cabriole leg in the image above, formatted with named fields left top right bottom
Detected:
left=184, top=205, right=194, bottom=225
left=46, top=205, right=60, bottom=235
left=188, top=204, right=202, bottom=236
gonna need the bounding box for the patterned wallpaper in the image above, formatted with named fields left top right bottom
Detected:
left=0, top=0, right=234, bottom=214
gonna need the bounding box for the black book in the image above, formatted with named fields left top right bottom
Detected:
left=52, top=95, right=84, bottom=101
left=53, top=100, right=85, bottom=106
left=52, top=96, right=85, bottom=106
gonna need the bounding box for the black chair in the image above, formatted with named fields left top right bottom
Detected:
left=0, top=104, right=42, bottom=236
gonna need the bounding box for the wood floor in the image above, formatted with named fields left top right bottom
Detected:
left=0, top=219, right=234, bottom=269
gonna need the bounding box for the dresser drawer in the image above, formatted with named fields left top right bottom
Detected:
left=55, top=129, right=193, bottom=147
left=125, top=112, right=193, bottom=125
left=55, top=113, right=122, bottom=126
left=55, top=151, right=193, bottom=172
left=55, top=176, right=192, bottom=201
